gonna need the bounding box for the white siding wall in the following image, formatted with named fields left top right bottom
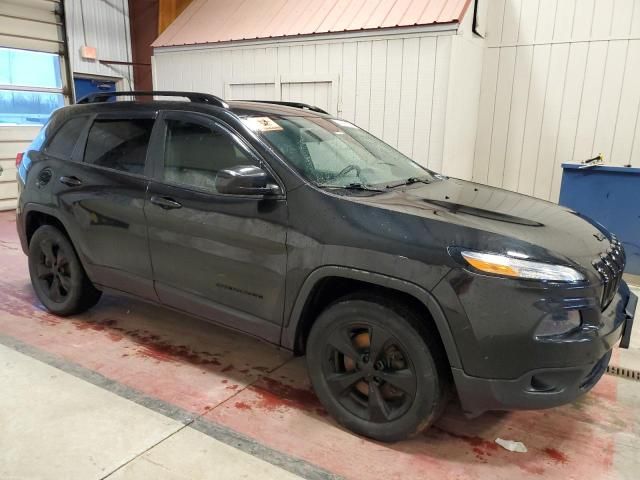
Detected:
left=153, top=30, right=460, bottom=171
left=64, top=0, right=133, bottom=89
left=442, top=11, right=485, bottom=179
left=474, top=0, right=640, bottom=202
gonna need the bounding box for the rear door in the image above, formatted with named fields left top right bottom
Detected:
left=55, top=112, right=157, bottom=300
left=144, top=110, right=288, bottom=342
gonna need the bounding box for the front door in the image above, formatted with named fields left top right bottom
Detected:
left=144, top=111, right=288, bottom=342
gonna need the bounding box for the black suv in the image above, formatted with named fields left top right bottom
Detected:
left=16, top=91, right=636, bottom=442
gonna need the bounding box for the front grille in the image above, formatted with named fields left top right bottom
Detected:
left=592, top=235, right=625, bottom=310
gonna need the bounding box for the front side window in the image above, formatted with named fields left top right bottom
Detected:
left=162, top=118, right=258, bottom=192
left=0, top=47, right=64, bottom=125
left=84, top=118, right=154, bottom=174
left=244, top=115, right=435, bottom=190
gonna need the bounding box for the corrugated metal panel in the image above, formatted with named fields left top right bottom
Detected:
left=64, top=0, right=133, bottom=88
left=474, top=0, right=640, bottom=202
left=153, top=0, right=472, bottom=47
left=153, top=33, right=451, bottom=168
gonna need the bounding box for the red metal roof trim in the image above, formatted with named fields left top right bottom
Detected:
left=153, top=0, right=472, bottom=48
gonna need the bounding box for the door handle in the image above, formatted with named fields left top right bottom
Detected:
left=59, top=175, right=83, bottom=187
left=150, top=195, right=182, bottom=210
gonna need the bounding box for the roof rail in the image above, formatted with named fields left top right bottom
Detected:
left=242, top=100, right=329, bottom=115
left=76, top=91, right=230, bottom=109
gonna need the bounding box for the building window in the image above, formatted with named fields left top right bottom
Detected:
left=0, top=47, right=64, bottom=125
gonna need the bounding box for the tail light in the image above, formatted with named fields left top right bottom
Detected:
left=16, top=152, right=24, bottom=167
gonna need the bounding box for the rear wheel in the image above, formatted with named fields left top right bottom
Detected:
left=306, top=295, right=449, bottom=442
left=28, top=225, right=101, bottom=316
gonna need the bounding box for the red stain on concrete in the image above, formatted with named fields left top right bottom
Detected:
left=433, top=426, right=498, bottom=453
left=249, top=377, right=327, bottom=417
left=71, top=319, right=224, bottom=368
left=235, top=401, right=252, bottom=410
left=544, top=447, right=568, bottom=463
left=221, top=364, right=234, bottom=372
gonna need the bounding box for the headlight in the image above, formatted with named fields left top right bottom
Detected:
left=460, top=250, right=585, bottom=282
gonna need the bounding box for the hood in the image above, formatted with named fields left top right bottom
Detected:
left=352, top=177, right=612, bottom=271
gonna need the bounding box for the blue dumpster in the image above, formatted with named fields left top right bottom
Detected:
left=559, top=163, right=640, bottom=275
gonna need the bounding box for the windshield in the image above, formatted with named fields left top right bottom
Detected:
left=242, top=115, right=435, bottom=189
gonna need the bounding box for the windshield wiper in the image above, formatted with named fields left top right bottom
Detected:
left=384, top=176, right=432, bottom=189
left=319, top=182, right=385, bottom=192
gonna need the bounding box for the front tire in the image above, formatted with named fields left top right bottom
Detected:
left=306, top=295, right=449, bottom=442
left=28, top=225, right=101, bottom=316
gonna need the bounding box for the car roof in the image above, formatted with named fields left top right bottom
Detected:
left=62, top=98, right=329, bottom=119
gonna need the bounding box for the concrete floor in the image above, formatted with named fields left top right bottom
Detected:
left=1, top=210, right=639, bottom=480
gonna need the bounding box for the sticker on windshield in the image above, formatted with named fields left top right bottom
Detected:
left=243, top=117, right=283, bottom=132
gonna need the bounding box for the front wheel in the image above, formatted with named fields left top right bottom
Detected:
left=28, top=225, right=101, bottom=316
left=306, top=295, right=449, bottom=442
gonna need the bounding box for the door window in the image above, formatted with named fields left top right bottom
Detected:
left=84, top=118, right=154, bottom=174
left=162, top=118, right=257, bottom=192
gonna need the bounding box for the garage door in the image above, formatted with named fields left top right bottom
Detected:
left=0, top=0, right=70, bottom=210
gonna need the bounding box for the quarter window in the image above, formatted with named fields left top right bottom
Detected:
left=44, top=117, right=87, bottom=159
left=84, top=118, right=154, bottom=174
left=162, top=118, right=257, bottom=192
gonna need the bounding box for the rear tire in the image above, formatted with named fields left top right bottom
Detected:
left=28, top=225, right=101, bottom=316
left=306, top=294, right=449, bottom=442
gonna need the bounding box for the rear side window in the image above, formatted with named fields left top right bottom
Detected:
left=44, top=117, right=86, bottom=159
left=84, top=118, right=154, bottom=174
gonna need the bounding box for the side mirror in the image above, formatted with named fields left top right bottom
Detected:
left=215, top=165, right=282, bottom=196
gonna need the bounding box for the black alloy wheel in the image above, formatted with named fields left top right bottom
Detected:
left=307, top=295, right=449, bottom=442
left=28, top=225, right=101, bottom=316
left=322, top=323, right=417, bottom=423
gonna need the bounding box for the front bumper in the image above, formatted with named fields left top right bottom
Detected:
left=453, top=288, right=636, bottom=416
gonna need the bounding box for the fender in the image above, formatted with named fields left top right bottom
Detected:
left=281, top=266, right=461, bottom=368
left=18, top=203, right=73, bottom=254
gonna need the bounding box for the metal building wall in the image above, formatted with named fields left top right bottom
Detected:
left=152, top=28, right=460, bottom=172
left=64, top=0, right=134, bottom=90
left=474, top=0, right=640, bottom=202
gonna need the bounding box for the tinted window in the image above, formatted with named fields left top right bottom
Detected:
left=84, top=118, right=154, bottom=174
left=44, top=117, right=87, bottom=159
left=162, top=118, right=257, bottom=192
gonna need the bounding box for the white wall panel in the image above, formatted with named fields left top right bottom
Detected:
left=427, top=35, right=452, bottom=173
left=154, top=31, right=454, bottom=169
left=474, top=0, right=640, bottom=202
left=412, top=36, right=438, bottom=167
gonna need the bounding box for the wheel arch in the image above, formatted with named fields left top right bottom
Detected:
left=282, top=266, right=461, bottom=369
left=24, top=207, right=69, bottom=247
left=21, top=204, right=83, bottom=265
